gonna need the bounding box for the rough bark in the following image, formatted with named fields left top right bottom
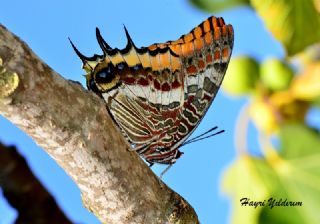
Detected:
left=0, top=143, right=72, bottom=224
left=0, top=24, right=199, bottom=223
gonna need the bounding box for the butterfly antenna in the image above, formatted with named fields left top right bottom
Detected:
left=183, top=126, right=218, bottom=145
left=182, top=129, right=225, bottom=147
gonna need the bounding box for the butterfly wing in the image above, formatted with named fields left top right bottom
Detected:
left=169, top=17, right=234, bottom=149
left=71, top=16, right=233, bottom=164
left=139, top=17, right=234, bottom=163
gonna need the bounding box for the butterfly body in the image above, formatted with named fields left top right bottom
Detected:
left=71, top=16, right=234, bottom=165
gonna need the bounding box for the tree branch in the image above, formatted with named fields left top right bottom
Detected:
left=0, top=143, right=72, bottom=224
left=0, top=24, right=199, bottom=223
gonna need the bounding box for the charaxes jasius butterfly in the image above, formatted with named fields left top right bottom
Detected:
left=71, top=16, right=234, bottom=169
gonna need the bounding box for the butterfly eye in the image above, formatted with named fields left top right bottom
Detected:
left=176, top=151, right=184, bottom=159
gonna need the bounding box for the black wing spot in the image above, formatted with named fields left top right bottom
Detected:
left=95, top=64, right=116, bottom=84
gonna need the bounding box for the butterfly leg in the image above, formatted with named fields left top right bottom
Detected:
left=159, top=164, right=173, bottom=179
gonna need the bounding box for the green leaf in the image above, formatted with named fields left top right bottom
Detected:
left=189, top=0, right=250, bottom=13
left=223, top=123, right=320, bottom=223
left=250, top=0, right=320, bottom=56
left=312, top=96, right=320, bottom=107
left=259, top=123, right=320, bottom=223
left=221, top=156, right=271, bottom=224
left=223, top=56, right=260, bottom=96
left=279, top=123, right=320, bottom=158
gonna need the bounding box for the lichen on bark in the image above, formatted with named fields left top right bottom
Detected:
left=0, top=57, right=19, bottom=98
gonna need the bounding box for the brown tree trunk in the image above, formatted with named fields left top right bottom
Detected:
left=0, top=143, right=72, bottom=224
left=0, top=24, right=199, bottom=224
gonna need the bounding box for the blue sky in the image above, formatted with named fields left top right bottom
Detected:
left=0, top=1, right=283, bottom=223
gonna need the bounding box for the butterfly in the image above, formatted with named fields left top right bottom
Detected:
left=70, top=16, right=233, bottom=168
